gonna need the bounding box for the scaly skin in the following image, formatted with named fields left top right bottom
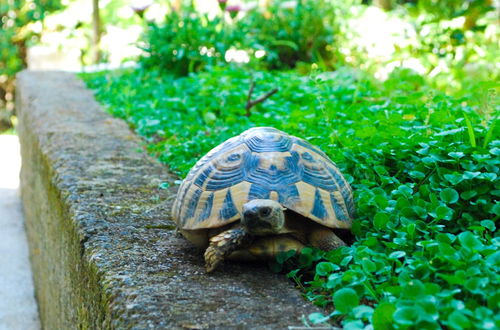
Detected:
left=204, top=227, right=252, bottom=272
left=308, top=227, right=346, bottom=251
left=204, top=225, right=347, bottom=272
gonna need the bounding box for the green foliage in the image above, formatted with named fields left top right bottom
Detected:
left=395, top=0, right=497, bottom=91
left=340, top=1, right=498, bottom=95
left=139, top=6, right=232, bottom=76
left=284, top=134, right=500, bottom=328
left=82, top=65, right=499, bottom=329
left=0, top=0, right=65, bottom=77
left=0, top=0, right=65, bottom=129
left=243, top=0, right=351, bottom=69
left=415, top=0, right=493, bottom=23
left=139, top=0, right=357, bottom=75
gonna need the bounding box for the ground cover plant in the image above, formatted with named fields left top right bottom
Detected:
left=83, top=65, right=498, bottom=329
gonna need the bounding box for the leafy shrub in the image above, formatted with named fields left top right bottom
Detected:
left=139, top=1, right=359, bottom=75
left=139, top=6, right=234, bottom=76
left=415, top=0, right=493, bottom=24
left=82, top=66, right=499, bottom=329
left=354, top=0, right=498, bottom=92
left=0, top=0, right=64, bottom=130
left=410, top=0, right=497, bottom=81
left=243, top=0, right=344, bottom=69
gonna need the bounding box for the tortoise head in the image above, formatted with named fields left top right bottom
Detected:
left=241, top=199, right=285, bottom=235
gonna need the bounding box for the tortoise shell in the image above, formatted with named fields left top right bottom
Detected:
left=172, top=127, right=355, bottom=231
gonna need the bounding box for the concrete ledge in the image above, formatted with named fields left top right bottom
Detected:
left=16, top=71, right=319, bottom=329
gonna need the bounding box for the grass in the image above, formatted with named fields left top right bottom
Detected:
left=82, top=65, right=499, bottom=329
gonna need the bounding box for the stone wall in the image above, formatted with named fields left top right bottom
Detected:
left=16, top=71, right=320, bottom=329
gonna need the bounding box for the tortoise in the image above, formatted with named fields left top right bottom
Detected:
left=172, top=127, right=355, bottom=272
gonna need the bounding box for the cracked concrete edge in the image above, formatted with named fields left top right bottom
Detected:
left=16, top=70, right=322, bottom=329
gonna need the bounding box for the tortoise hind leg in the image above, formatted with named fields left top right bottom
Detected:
left=309, top=227, right=346, bottom=251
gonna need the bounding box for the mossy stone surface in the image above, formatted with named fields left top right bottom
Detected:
left=16, top=71, right=320, bottom=329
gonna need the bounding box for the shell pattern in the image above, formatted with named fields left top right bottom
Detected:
left=172, top=127, right=355, bottom=230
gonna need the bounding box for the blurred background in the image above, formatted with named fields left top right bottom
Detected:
left=0, top=0, right=498, bottom=132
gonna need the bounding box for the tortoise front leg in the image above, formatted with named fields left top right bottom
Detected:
left=204, top=227, right=252, bottom=272
left=309, top=227, right=346, bottom=251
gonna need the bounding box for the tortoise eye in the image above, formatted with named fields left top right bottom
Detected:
left=260, top=207, right=271, bottom=217
left=227, top=153, right=241, bottom=162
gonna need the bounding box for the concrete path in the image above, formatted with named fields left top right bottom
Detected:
left=0, top=135, right=40, bottom=330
